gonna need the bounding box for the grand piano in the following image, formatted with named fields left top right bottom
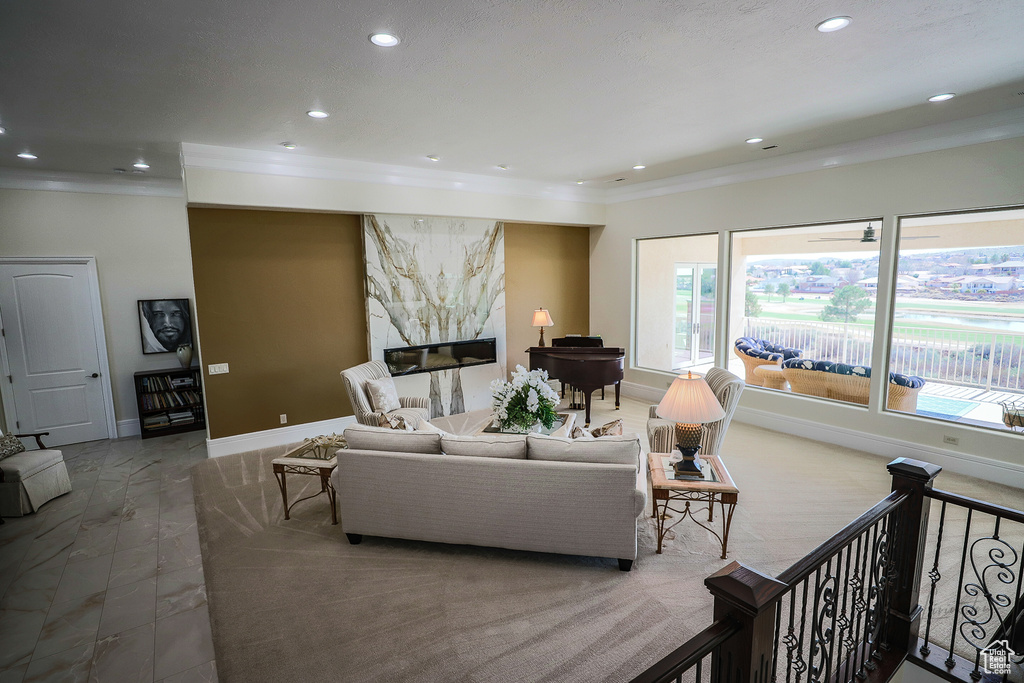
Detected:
left=528, top=339, right=624, bottom=426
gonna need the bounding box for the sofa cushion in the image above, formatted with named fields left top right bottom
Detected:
left=343, top=423, right=442, bottom=454
left=365, top=377, right=401, bottom=413
left=0, top=449, right=64, bottom=481
left=526, top=432, right=641, bottom=468
left=440, top=434, right=527, bottom=459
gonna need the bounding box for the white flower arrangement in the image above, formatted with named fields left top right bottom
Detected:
left=490, top=365, right=560, bottom=433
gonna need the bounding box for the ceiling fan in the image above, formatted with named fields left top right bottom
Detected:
left=809, top=224, right=938, bottom=243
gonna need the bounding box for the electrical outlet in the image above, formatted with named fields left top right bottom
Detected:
left=280, top=414, right=287, bottom=424
left=208, top=363, right=229, bottom=375
left=943, top=435, right=960, bottom=446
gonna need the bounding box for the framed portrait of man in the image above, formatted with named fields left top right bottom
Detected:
left=138, top=298, right=192, bottom=354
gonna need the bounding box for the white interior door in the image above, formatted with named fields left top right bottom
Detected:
left=0, top=261, right=112, bottom=446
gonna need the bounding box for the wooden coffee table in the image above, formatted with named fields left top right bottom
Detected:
left=647, top=453, right=739, bottom=559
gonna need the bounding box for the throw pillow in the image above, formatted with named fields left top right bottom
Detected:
left=365, top=378, right=401, bottom=413
left=0, top=433, right=26, bottom=460
left=377, top=413, right=413, bottom=431
left=570, top=425, right=595, bottom=440
left=589, top=419, right=623, bottom=438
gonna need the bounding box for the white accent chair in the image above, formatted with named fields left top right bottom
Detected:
left=340, top=360, right=430, bottom=426
left=0, top=430, right=72, bottom=522
left=647, top=367, right=745, bottom=456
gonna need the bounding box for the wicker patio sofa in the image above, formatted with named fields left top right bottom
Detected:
left=733, top=337, right=802, bottom=386
left=781, top=358, right=925, bottom=411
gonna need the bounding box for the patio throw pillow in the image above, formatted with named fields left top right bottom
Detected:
left=365, top=377, right=401, bottom=413
left=0, top=433, right=25, bottom=460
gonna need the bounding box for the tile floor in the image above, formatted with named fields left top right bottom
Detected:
left=0, top=430, right=217, bottom=683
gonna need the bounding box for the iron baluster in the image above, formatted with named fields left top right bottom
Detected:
left=947, top=508, right=974, bottom=669
left=920, top=500, right=947, bottom=657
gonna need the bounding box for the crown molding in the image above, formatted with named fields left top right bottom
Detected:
left=0, top=168, right=184, bottom=197
left=180, top=143, right=605, bottom=204
left=604, top=107, right=1024, bottom=204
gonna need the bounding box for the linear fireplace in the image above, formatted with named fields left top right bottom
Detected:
left=384, top=338, right=498, bottom=377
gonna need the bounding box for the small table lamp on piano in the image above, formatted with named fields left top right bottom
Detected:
left=532, top=308, right=554, bottom=346
left=656, top=371, right=726, bottom=476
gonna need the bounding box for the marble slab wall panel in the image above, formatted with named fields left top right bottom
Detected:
left=363, top=214, right=506, bottom=416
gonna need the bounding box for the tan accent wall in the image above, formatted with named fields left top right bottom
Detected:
left=188, top=209, right=366, bottom=439
left=504, top=223, right=591, bottom=375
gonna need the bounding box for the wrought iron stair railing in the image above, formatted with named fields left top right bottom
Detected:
left=631, top=458, right=1023, bottom=683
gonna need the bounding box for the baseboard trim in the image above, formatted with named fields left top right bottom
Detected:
left=735, top=406, right=1024, bottom=489
left=117, top=419, right=141, bottom=439
left=620, top=380, right=665, bottom=405
left=206, top=416, right=357, bottom=458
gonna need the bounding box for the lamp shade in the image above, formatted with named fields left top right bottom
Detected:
left=532, top=309, right=554, bottom=327
left=656, top=372, right=726, bottom=424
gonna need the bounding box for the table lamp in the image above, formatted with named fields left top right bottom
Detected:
left=532, top=308, right=554, bottom=346
left=656, top=371, right=726, bottom=476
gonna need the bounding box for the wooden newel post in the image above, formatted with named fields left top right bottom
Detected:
left=705, top=561, right=788, bottom=683
left=886, top=457, right=942, bottom=655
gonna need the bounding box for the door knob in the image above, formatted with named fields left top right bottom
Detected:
left=89, top=373, right=99, bottom=378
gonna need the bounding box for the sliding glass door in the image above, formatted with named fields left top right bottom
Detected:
left=674, top=263, right=716, bottom=368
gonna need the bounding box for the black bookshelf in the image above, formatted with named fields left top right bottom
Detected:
left=133, top=367, right=205, bottom=439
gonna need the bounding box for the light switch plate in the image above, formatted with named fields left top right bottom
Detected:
left=208, top=363, right=229, bottom=375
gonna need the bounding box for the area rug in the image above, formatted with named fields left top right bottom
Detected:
left=190, top=422, right=1023, bottom=683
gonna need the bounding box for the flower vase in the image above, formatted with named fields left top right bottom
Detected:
left=176, top=344, right=193, bottom=369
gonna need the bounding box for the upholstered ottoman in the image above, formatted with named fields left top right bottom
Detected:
left=0, top=447, right=72, bottom=517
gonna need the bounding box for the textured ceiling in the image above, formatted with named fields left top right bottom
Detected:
left=1, top=0, right=1023, bottom=187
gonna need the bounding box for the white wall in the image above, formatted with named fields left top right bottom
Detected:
left=594, top=138, right=1024, bottom=481
left=0, top=188, right=193, bottom=435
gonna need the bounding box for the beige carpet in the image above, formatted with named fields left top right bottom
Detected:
left=190, top=397, right=1023, bottom=682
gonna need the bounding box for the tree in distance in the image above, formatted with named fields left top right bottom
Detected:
left=810, top=261, right=831, bottom=276
left=745, top=290, right=762, bottom=317
left=763, top=283, right=775, bottom=301
left=777, top=282, right=791, bottom=302
left=819, top=285, right=871, bottom=323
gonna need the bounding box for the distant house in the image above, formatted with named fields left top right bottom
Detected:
left=858, top=276, right=920, bottom=293
left=958, top=276, right=1015, bottom=293
left=970, top=263, right=995, bottom=275
left=800, top=275, right=842, bottom=293
left=993, top=260, right=1024, bottom=276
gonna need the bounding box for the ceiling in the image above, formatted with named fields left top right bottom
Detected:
left=2, top=0, right=1023, bottom=189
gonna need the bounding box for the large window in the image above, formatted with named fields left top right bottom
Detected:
left=635, top=234, right=719, bottom=373
left=729, top=221, right=882, bottom=405
left=888, top=208, right=1024, bottom=433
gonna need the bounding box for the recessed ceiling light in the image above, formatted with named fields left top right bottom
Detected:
left=307, top=110, right=330, bottom=119
left=816, top=16, right=851, bottom=32
left=426, top=155, right=440, bottom=161
left=133, top=161, right=150, bottom=170
left=281, top=142, right=298, bottom=149
left=928, top=93, right=956, bottom=102
left=576, top=180, right=584, bottom=185
left=17, top=152, right=37, bottom=160
left=745, top=137, right=764, bottom=144
left=369, top=33, right=400, bottom=47
left=632, top=164, right=646, bottom=170
left=497, top=164, right=508, bottom=170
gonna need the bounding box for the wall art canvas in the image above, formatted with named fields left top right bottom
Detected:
left=138, top=298, right=192, bottom=354
left=363, top=214, right=506, bottom=416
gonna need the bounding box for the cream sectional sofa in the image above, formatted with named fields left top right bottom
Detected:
left=331, top=423, right=648, bottom=570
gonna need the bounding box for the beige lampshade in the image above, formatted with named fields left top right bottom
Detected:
left=532, top=309, right=554, bottom=327
left=656, top=372, right=726, bottom=424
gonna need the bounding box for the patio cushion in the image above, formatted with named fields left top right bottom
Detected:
left=782, top=358, right=924, bottom=387
left=735, top=337, right=801, bottom=362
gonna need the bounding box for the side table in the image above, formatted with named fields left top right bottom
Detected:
left=753, top=364, right=788, bottom=390
left=647, top=453, right=739, bottom=559
left=272, top=439, right=344, bottom=525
